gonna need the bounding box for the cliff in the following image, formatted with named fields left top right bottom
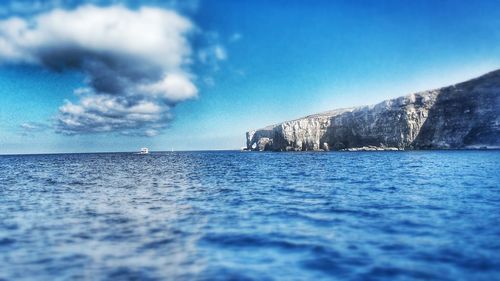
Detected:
left=246, top=70, right=500, bottom=151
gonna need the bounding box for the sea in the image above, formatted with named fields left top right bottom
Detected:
left=0, top=151, right=499, bottom=281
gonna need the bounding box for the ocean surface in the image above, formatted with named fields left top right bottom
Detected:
left=0, top=151, right=499, bottom=281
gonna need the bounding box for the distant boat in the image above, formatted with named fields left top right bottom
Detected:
left=138, top=147, right=149, bottom=154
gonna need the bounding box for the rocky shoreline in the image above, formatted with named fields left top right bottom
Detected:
left=241, top=146, right=499, bottom=152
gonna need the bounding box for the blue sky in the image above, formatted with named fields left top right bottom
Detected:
left=0, top=0, right=499, bottom=154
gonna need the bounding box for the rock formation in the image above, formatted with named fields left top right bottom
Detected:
left=246, top=69, right=500, bottom=151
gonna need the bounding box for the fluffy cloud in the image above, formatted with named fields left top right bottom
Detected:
left=58, top=95, right=170, bottom=136
left=0, top=4, right=199, bottom=136
left=19, top=122, right=50, bottom=135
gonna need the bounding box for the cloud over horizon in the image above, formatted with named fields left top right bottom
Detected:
left=19, top=121, right=50, bottom=136
left=0, top=4, right=208, bottom=136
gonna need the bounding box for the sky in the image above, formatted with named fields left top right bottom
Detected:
left=0, top=0, right=499, bottom=154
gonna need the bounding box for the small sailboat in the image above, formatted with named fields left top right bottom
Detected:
left=139, top=147, right=149, bottom=154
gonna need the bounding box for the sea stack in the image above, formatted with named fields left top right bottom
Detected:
left=246, top=70, right=500, bottom=151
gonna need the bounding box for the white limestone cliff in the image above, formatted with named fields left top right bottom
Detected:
left=246, top=70, right=500, bottom=151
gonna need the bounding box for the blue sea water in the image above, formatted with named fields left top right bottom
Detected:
left=0, top=151, right=499, bottom=281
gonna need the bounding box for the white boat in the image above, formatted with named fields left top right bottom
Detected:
left=139, top=147, right=149, bottom=154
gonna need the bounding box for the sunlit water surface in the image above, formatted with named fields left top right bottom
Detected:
left=0, top=151, right=499, bottom=280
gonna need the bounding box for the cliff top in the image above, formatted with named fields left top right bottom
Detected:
left=252, top=68, right=500, bottom=132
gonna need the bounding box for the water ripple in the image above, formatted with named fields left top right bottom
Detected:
left=0, top=151, right=499, bottom=280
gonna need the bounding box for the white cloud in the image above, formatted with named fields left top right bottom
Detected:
left=20, top=122, right=40, bottom=130
left=197, top=43, right=227, bottom=73
left=138, top=73, right=198, bottom=102
left=19, top=121, right=49, bottom=135
left=57, top=95, right=171, bottom=135
left=229, top=32, right=242, bottom=43
left=214, top=45, right=227, bottom=60
left=0, top=4, right=202, bottom=136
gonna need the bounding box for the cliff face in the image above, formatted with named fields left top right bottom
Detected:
left=246, top=70, right=500, bottom=151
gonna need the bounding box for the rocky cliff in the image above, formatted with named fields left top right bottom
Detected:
left=246, top=70, right=500, bottom=151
